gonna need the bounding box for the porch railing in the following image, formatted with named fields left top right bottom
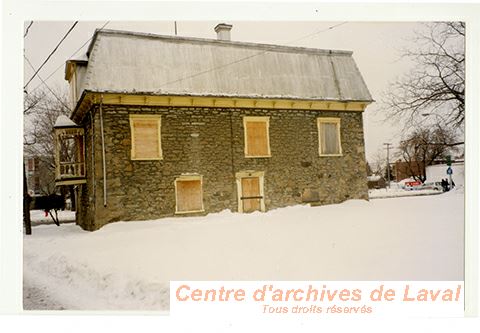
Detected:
left=57, top=161, right=85, bottom=179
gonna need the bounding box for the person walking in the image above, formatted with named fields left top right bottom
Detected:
left=441, top=178, right=448, bottom=192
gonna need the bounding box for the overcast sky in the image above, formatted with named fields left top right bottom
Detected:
left=24, top=20, right=425, bottom=162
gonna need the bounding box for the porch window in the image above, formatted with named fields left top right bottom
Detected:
left=129, top=115, right=162, bottom=160
left=54, top=115, right=86, bottom=186
left=243, top=116, right=271, bottom=157
left=317, top=117, right=342, bottom=156
left=175, top=175, right=204, bottom=214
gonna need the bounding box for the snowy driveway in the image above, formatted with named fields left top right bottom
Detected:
left=23, top=189, right=464, bottom=310
left=23, top=276, right=68, bottom=310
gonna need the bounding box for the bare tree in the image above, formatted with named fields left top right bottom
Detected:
left=383, top=22, right=465, bottom=128
left=23, top=87, right=72, bottom=234
left=23, top=90, right=48, bottom=235
left=365, top=161, right=373, bottom=176
left=24, top=89, right=47, bottom=115
left=24, top=88, right=71, bottom=195
left=398, top=126, right=458, bottom=183
left=369, top=149, right=388, bottom=176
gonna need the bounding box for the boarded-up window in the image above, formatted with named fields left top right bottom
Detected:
left=244, top=117, right=270, bottom=157
left=175, top=176, right=204, bottom=213
left=129, top=115, right=162, bottom=160
left=318, top=118, right=342, bottom=155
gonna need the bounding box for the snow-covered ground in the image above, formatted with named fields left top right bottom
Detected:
left=30, top=209, right=76, bottom=225
left=23, top=189, right=464, bottom=311
left=23, top=276, right=67, bottom=310
left=368, top=188, right=442, bottom=199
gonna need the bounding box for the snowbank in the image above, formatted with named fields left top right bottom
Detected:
left=426, top=163, right=464, bottom=186
left=368, top=188, right=442, bottom=199
left=23, top=190, right=464, bottom=311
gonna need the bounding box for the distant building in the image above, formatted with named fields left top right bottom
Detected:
left=393, top=156, right=464, bottom=183
left=392, top=160, right=426, bottom=182
left=24, top=155, right=56, bottom=196
left=367, top=175, right=386, bottom=189
left=25, top=156, right=40, bottom=196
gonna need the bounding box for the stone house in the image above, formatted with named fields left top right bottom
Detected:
left=57, top=24, right=373, bottom=230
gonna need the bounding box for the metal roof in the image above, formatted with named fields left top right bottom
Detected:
left=77, top=29, right=373, bottom=103
left=54, top=115, right=79, bottom=128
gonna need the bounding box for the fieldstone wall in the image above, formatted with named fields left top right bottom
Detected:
left=78, top=104, right=369, bottom=230
left=76, top=111, right=98, bottom=230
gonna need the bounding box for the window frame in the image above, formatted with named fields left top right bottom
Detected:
left=174, top=174, right=205, bottom=214
left=129, top=114, right=163, bottom=161
left=243, top=116, right=271, bottom=158
left=317, top=117, right=343, bottom=157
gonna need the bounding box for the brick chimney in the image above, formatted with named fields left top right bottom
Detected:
left=214, top=23, right=232, bottom=41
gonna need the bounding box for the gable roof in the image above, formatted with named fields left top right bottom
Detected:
left=76, top=28, right=373, bottom=103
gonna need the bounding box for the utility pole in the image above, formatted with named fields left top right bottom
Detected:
left=174, top=21, right=177, bottom=36
left=23, top=163, right=32, bottom=235
left=384, top=143, right=392, bottom=189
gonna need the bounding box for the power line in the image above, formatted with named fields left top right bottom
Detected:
left=287, top=21, right=348, bottom=45
left=24, top=21, right=79, bottom=90
left=24, top=55, right=71, bottom=111
left=29, top=21, right=110, bottom=94
left=29, top=21, right=344, bottom=94
left=158, top=22, right=348, bottom=90
left=24, top=21, right=33, bottom=38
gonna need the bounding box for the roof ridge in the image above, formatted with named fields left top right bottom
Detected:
left=88, top=28, right=353, bottom=57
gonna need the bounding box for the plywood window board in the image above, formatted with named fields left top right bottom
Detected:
left=175, top=175, right=204, bottom=214
left=317, top=117, right=342, bottom=156
left=243, top=116, right=271, bottom=158
left=129, top=115, right=162, bottom=160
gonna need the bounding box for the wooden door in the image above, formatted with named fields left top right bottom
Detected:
left=241, top=177, right=261, bottom=213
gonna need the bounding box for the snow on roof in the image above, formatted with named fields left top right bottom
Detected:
left=367, top=175, right=382, bottom=182
left=76, top=29, right=373, bottom=103
left=54, top=115, right=78, bottom=128
left=69, top=53, right=88, bottom=62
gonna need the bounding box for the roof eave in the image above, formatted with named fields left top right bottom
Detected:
left=64, top=59, right=88, bottom=81
left=71, top=89, right=373, bottom=124
left=84, top=89, right=374, bottom=103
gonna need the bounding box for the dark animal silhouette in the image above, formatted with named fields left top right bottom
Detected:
left=32, top=195, right=65, bottom=226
